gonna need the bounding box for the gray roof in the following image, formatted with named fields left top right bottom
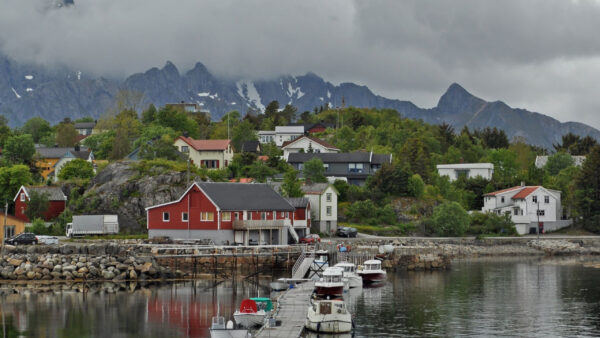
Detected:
left=300, top=183, right=330, bottom=194
left=74, top=122, right=96, bottom=129
left=241, top=140, right=261, bottom=152
left=26, top=186, right=67, bottom=201
left=287, top=151, right=391, bottom=164
left=286, top=197, right=309, bottom=208
left=198, top=182, right=294, bottom=211
left=36, top=147, right=90, bottom=159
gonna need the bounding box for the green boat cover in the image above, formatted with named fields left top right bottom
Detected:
left=250, top=297, right=273, bottom=311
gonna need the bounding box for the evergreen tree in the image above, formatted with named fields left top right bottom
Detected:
left=575, top=145, right=600, bottom=232
left=25, top=191, right=50, bottom=221
left=280, top=170, right=303, bottom=197
left=302, top=158, right=327, bottom=183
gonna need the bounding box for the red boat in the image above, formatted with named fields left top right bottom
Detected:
left=314, top=267, right=344, bottom=298
left=358, top=260, right=387, bottom=283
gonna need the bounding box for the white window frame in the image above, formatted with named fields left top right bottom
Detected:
left=537, top=209, right=545, bottom=216
left=544, top=195, right=550, bottom=204
left=182, top=212, right=189, bottom=222
left=532, top=195, right=538, bottom=203
left=234, top=212, right=239, bottom=220
left=261, top=212, right=267, bottom=220
left=20, top=193, right=25, bottom=202
left=326, top=193, right=332, bottom=202
left=162, top=212, right=170, bottom=222
left=222, top=212, right=231, bottom=221
left=201, top=212, right=214, bottom=222
left=181, top=146, right=189, bottom=153
left=326, top=206, right=332, bottom=216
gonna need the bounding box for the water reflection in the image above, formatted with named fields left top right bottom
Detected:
left=1, top=258, right=599, bottom=337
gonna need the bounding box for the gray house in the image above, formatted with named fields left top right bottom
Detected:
left=287, top=151, right=392, bottom=185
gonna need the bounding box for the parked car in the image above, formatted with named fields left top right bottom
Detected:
left=299, top=234, right=321, bottom=244
left=4, top=233, right=38, bottom=245
left=336, top=227, right=358, bottom=238
left=36, top=235, right=59, bottom=245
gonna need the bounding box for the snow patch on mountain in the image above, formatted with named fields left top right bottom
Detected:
left=11, top=88, right=21, bottom=99
left=25, top=75, right=34, bottom=80
left=236, top=80, right=265, bottom=112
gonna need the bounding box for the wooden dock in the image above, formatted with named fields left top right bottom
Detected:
left=256, top=281, right=315, bottom=338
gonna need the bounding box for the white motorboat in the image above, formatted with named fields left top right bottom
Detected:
left=314, top=267, right=345, bottom=298
left=270, top=279, right=289, bottom=291
left=209, top=316, right=251, bottom=338
left=233, top=298, right=272, bottom=328
left=357, top=259, right=387, bottom=284
left=305, top=299, right=353, bottom=333
left=334, top=262, right=362, bottom=289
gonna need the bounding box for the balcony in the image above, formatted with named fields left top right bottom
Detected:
left=293, top=219, right=308, bottom=228
left=233, top=219, right=288, bottom=230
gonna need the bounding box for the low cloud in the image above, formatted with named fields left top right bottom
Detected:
left=1, top=0, right=599, bottom=127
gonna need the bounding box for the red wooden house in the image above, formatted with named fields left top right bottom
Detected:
left=13, top=186, right=67, bottom=222
left=146, top=182, right=298, bottom=245
left=286, top=197, right=311, bottom=238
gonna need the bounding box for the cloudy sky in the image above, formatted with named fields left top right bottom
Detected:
left=1, top=0, right=600, bottom=128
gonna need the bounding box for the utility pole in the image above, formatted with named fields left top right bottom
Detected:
left=2, top=200, right=7, bottom=255
left=536, top=200, right=540, bottom=243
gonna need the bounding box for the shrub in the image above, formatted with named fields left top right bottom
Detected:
left=407, top=174, right=425, bottom=198
left=58, top=159, right=94, bottom=181
left=469, top=212, right=518, bottom=236
left=431, top=201, right=470, bottom=236
left=29, top=218, right=50, bottom=235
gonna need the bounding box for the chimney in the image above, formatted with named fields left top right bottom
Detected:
left=520, top=181, right=525, bottom=187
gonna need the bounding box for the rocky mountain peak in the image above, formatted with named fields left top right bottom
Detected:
left=436, top=82, right=485, bottom=115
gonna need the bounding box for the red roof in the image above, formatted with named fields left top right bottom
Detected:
left=257, top=155, right=269, bottom=162
left=281, top=135, right=339, bottom=150
left=511, top=186, right=540, bottom=200
left=177, top=136, right=230, bottom=151
left=229, top=178, right=254, bottom=183
left=484, top=186, right=522, bottom=196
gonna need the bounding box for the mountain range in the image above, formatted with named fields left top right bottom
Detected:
left=0, top=52, right=598, bottom=149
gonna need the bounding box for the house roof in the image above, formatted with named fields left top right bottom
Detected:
left=281, top=135, right=339, bottom=150
left=198, top=183, right=294, bottom=211
left=286, top=197, right=310, bottom=208
left=275, top=126, right=305, bottom=133
left=74, top=122, right=96, bottom=129
left=301, top=183, right=331, bottom=194
left=287, top=151, right=392, bottom=164
left=484, top=186, right=523, bottom=196
left=241, top=140, right=261, bottom=152
left=14, top=186, right=67, bottom=202
left=35, top=147, right=90, bottom=159
left=511, top=186, right=540, bottom=200
left=229, top=178, right=254, bottom=183
left=177, top=136, right=231, bottom=151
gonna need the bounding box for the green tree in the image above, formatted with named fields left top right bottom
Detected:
left=155, top=106, right=198, bottom=138
left=58, top=159, right=94, bottom=180
left=475, top=127, right=509, bottom=149
left=469, top=212, right=517, bottom=235
left=231, top=120, right=257, bottom=151
left=141, top=104, right=157, bottom=124
left=544, top=152, right=574, bottom=175
left=303, top=157, right=327, bottom=183
left=367, top=163, right=410, bottom=197
left=407, top=174, right=425, bottom=198
left=280, top=170, right=304, bottom=197
left=0, top=165, right=32, bottom=202
left=82, top=131, right=115, bottom=159
left=0, top=114, right=12, bottom=148
left=4, top=134, right=35, bottom=164
left=24, top=191, right=50, bottom=221
left=30, top=218, right=50, bottom=235
left=575, top=145, right=600, bottom=233
left=246, top=161, right=276, bottom=182
left=139, top=136, right=181, bottom=161
left=55, top=122, right=79, bottom=147
left=21, top=117, right=52, bottom=143
left=431, top=201, right=470, bottom=236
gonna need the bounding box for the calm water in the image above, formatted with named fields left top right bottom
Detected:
left=1, top=258, right=599, bottom=337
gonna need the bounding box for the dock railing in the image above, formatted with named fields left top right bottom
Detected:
left=291, top=246, right=315, bottom=279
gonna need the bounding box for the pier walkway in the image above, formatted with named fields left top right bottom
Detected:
left=256, top=281, right=315, bottom=338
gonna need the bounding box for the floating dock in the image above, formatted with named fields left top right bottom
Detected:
left=256, top=281, right=315, bottom=338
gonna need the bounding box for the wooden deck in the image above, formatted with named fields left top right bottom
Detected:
left=256, top=281, right=315, bottom=338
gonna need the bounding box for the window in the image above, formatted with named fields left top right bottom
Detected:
left=181, top=146, right=189, bottom=153
left=162, top=212, right=170, bottom=222
left=326, top=206, right=332, bottom=216
left=286, top=212, right=290, bottom=219
left=222, top=212, right=231, bottom=221
left=281, top=212, right=285, bottom=218
left=201, top=160, right=219, bottom=169
left=532, top=195, right=538, bottom=203
left=501, top=196, right=505, bottom=203
left=537, top=210, right=545, bottom=216
left=513, top=208, right=519, bottom=216
left=261, top=212, right=267, bottom=220
left=201, top=212, right=214, bottom=221
left=234, top=212, right=239, bottom=220
left=4, top=225, right=15, bottom=239
left=544, top=195, right=549, bottom=203
left=323, top=163, right=329, bottom=172
left=298, top=163, right=304, bottom=170
left=456, top=169, right=470, bottom=179
left=182, top=212, right=189, bottom=222
left=20, top=193, right=25, bottom=202
left=348, top=163, right=364, bottom=173
left=326, top=193, right=332, bottom=202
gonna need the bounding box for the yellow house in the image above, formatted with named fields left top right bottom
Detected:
left=0, top=213, right=26, bottom=241
left=173, top=137, right=234, bottom=169
left=35, top=147, right=94, bottom=180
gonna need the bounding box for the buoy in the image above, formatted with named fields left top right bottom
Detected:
left=226, top=320, right=234, bottom=329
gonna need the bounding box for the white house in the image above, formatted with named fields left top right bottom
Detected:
left=258, top=126, right=305, bottom=146
left=301, top=183, right=339, bottom=235
left=437, top=163, right=494, bottom=181
left=173, top=136, right=234, bottom=169
left=482, top=185, right=570, bottom=235
left=281, top=135, right=340, bottom=160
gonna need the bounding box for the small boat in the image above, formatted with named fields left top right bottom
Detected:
left=270, top=279, right=289, bottom=291
left=305, top=299, right=353, bottom=333
left=314, top=267, right=344, bottom=298
left=334, top=262, right=362, bottom=289
left=357, top=259, right=387, bottom=284
left=209, top=316, right=251, bottom=338
left=233, top=298, right=273, bottom=328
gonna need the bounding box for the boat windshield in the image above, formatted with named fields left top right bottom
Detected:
left=367, top=263, right=380, bottom=270
left=325, top=275, right=341, bottom=283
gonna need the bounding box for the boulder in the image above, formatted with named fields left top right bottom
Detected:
left=7, top=258, right=23, bottom=266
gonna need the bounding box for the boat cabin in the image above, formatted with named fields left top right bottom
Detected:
left=250, top=298, right=273, bottom=312
left=363, top=260, right=382, bottom=271
left=335, top=262, right=356, bottom=274
left=321, top=267, right=343, bottom=283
